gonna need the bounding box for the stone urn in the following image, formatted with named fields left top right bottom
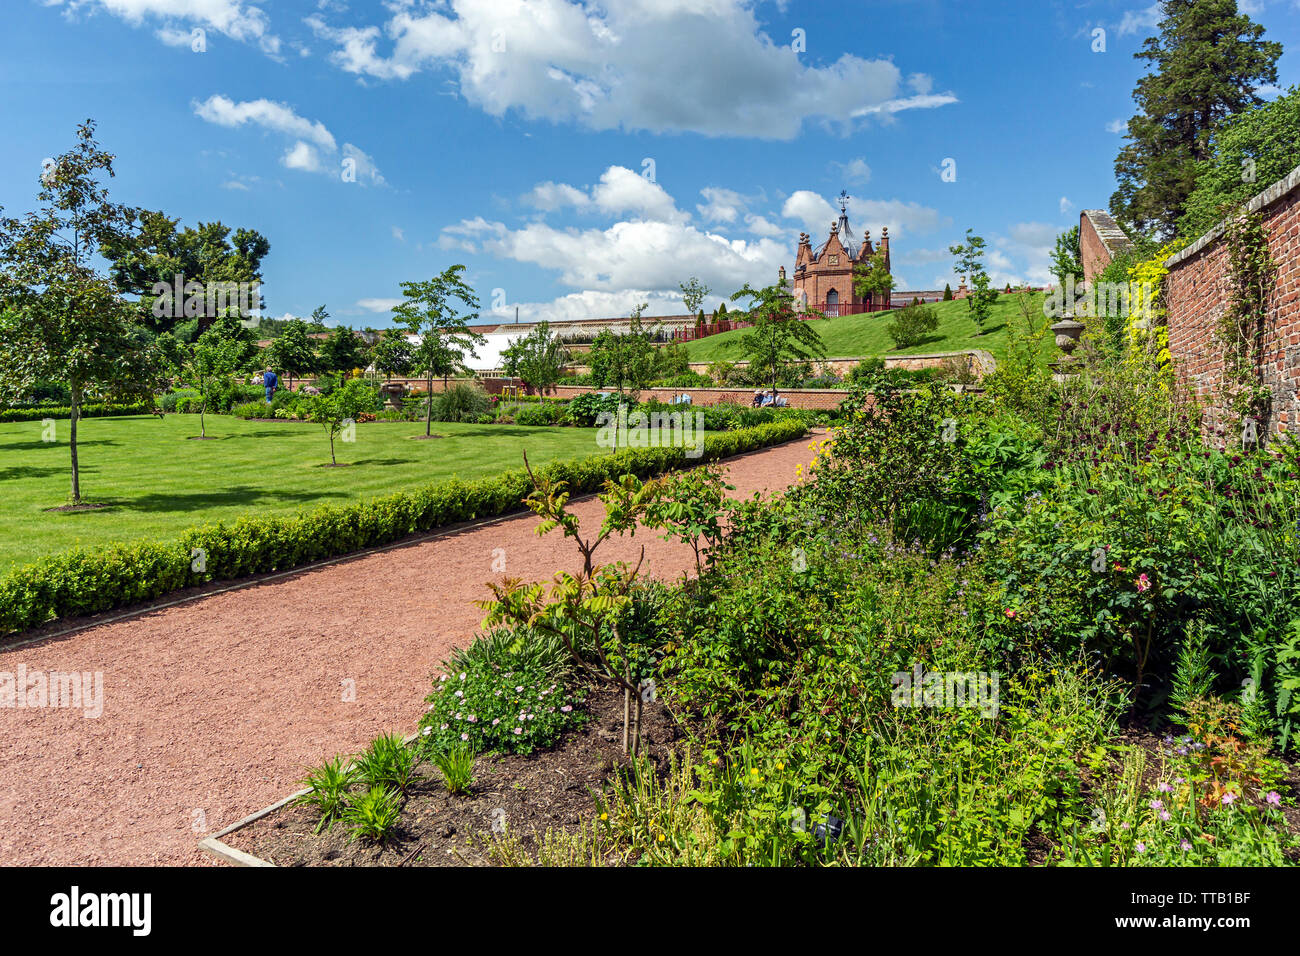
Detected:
left=379, top=381, right=406, bottom=410
left=1050, top=318, right=1086, bottom=359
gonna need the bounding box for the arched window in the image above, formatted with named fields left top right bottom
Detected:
left=825, top=288, right=839, bottom=317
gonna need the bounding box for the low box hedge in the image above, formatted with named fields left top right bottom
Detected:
left=0, top=402, right=154, bottom=423
left=0, top=419, right=808, bottom=636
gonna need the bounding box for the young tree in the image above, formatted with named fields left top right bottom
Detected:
left=311, top=377, right=374, bottom=465
left=392, top=265, right=483, bottom=438
left=318, top=325, right=365, bottom=374
left=948, top=230, right=998, bottom=335
left=174, top=319, right=255, bottom=438
left=501, top=320, right=569, bottom=394
left=265, top=318, right=319, bottom=389
left=730, top=280, right=826, bottom=390
left=369, top=332, right=415, bottom=381
left=853, top=250, right=895, bottom=309
left=943, top=283, right=953, bottom=301
left=679, top=275, right=710, bottom=315
left=1110, top=0, right=1281, bottom=237
left=587, top=304, right=658, bottom=399
left=1050, top=226, right=1084, bottom=290
left=0, top=121, right=160, bottom=505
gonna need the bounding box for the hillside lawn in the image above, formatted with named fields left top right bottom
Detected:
left=0, top=415, right=625, bottom=574
left=685, top=291, right=1059, bottom=364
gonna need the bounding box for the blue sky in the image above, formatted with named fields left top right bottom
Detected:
left=2, top=0, right=1298, bottom=327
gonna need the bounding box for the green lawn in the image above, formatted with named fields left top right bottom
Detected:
left=685, top=292, right=1059, bottom=364
left=0, top=414, right=618, bottom=574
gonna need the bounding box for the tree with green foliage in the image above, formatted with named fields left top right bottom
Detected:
left=729, top=280, right=826, bottom=391
left=501, top=320, right=569, bottom=394
left=1050, top=225, right=1084, bottom=290
left=311, top=377, right=375, bottom=466
left=265, top=318, right=319, bottom=390
left=392, top=265, right=483, bottom=438
left=853, top=250, right=895, bottom=309
left=175, top=321, right=253, bottom=439
left=318, top=325, right=365, bottom=374
left=369, top=332, right=415, bottom=381
left=1179, top=86, right=1300, bottom=238
left=588, top=304, right=659, bottom=400
left=100, top=209, right=269, bottom=337
left=1110, top=0, right=1281, bottom=238
left=0, top=121, right=161, bottom=505
left=948, top=230, right=998, bottom=335
left=943, top=283, right=953, bottom=301
left=679, top=276, right=710, bottom=316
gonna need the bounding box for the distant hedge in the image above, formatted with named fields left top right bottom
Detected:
left=0, top=403, right=153, bottom=423
left=0, top=419, right=807, bottom=636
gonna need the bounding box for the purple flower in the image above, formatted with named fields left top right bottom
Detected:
left=1149, top=799, right=1163, bottom=810
left=1135, top=842, right=1146, bottom=854
left=1157, top=782, right=1172, bottom=793
left=1266, top=791, right=1281, bottom=806
left=1179, top=840, right=1191, bottom=851
left=1159, top=810, right=1171, bottom=821
left=1221, top=793, right=1237, bottom=805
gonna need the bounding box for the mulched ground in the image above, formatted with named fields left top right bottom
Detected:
left=226, top=687, right=678, bottom=866
left=0, top=436, right=818, bottom=866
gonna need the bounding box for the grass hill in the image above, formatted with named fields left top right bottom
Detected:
left=683, top=292, right=1059, bottom=365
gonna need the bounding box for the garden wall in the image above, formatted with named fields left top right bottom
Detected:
left=1164, top=164, right=1300, bottom=439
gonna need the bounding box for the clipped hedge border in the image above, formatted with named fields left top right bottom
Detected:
left=0, top=403, right=154, bottom=423
left=0, top=419, right=808, bottom=637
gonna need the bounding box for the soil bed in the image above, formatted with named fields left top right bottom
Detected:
left=225, top=687, right=680, bottom=866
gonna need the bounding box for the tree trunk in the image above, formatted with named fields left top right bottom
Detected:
left=69, top=383, right=81, bottom=504
left=425, top=372, right=434, bottom=437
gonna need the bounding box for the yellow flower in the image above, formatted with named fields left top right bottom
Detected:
left=657, top=834, right=665, bottom=842
left=600, top=812, right=608, bottom=821
left=750, top=767, right=759, bottom=775
left=775, top=761, right=785, bottom=771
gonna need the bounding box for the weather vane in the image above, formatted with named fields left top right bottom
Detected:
left=838, top=189, right=850, bottom=213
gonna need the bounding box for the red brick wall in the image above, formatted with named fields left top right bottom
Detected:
left=547, top=384, right=848, bottom=410
left=1164, top=167, right=1300, bottom=441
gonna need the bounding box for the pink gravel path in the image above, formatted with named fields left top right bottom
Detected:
left=0, top=437, right=816, bottom=866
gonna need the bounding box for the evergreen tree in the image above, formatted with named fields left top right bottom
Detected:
left=1110, top=0, right=1281, bottom=238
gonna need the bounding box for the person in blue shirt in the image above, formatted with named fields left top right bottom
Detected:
left=263, top=368, right=278, bottom=403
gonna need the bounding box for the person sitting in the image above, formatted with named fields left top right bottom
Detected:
left=759, top=390, right=774, bottom=407
left=752, top=390, right=764, bottom=407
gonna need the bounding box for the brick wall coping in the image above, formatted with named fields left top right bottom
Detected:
left=1165, top=164, right=1300, bottom=270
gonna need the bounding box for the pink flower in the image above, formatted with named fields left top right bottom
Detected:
left=1222, top=793, right=1237, bottom=805
left=1266, top=791, right=1281, bottom=806
left=1135, top=842, right=1146, bottom=853
left=513, top=727, right=523, bottom=735
left=460, top=733, right=469, bottom=741
left=1179, top=840, right=1191, bottom=851
left=561, top=705, right=572, bottom=712
left=1135, top=573, right=1151, bottom=593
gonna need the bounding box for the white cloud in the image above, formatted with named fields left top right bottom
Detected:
left=484, top=289, right=691, bottom=324
left=307, top=0, right=956, bottom=139
left=391, top=226, right=405, bottom=242
left=1059, top=196, right=1074, bottom=215
left=781, top=190, right=947, bottom=239
left=525, top=166, right=685, bottom=222
left=195, top=95, right=336, bottom=150
left=356, top=297, right=403, bottom=313
left=696, top=187, right=748, bottom=224
left=1106, top=118, right=1128, bottom=134
left=440, top=217, right=785, bottom=294
left=832, top=158, right=872, bottom=184
left=1117, top=4, right=1161, bottom=37
left=193, top=94, right=383, bottom=184
left=49, top=0, right=281, bottom=54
